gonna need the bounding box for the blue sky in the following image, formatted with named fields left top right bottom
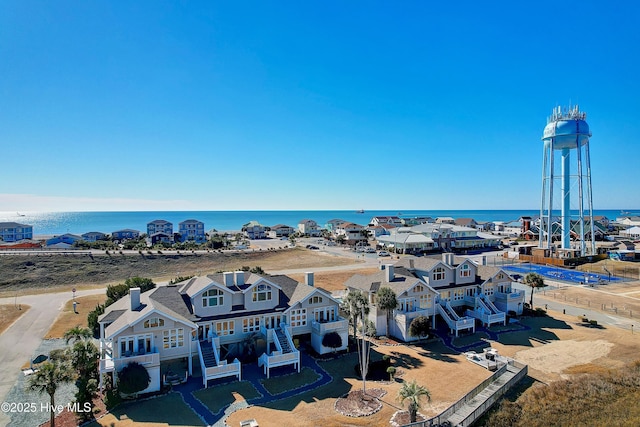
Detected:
left=1, top=1, right=638, bottom=212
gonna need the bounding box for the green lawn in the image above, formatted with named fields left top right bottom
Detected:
left=193, top=381, right=261, bottom=414
left=89, top=392, right=203, bottom=427
left=260, top=367, right=321, bottom=395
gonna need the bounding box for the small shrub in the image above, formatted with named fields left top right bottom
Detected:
left=387, top=366, right=396, bottom=381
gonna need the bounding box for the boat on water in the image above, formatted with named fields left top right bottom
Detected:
left=17, top=212, right=25, bottom=216
left=356, top=209, right=365, bottom=214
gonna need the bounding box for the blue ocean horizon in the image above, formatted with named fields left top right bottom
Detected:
left=1, top=209, right=636, bottom=237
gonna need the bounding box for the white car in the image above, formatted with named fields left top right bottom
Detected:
left=365, top=247, right=376, bottom=253
left=378, top=251, right=391, bottom=257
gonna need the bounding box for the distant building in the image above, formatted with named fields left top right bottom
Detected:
left=333, top=222, right=366, bottom=243
left=147, top=220, right=174, bottom=245
left=454, top=218, right=478, bottom=228
left=178, top=219, right=206, bottom=243
left=298, top=219, right=322, bottom=237
left=369, top=216, right=403, bottom=227
left=82, top=231, right=107, bottom=242
left=268, top=224, right=295, bottom=238
left=0, top=222, right=33, bottom=242
left=435, top=217, right=455, bottom=224
left=112, top=229, right=140, bottom=240
left=242, top=221, right=266, bottom=239
left=46, top=233, right=82, bottom=246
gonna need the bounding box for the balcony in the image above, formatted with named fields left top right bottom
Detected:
left=311, top=317, right=349, bottom=335
left=495, top=289, right=525, bottom=301
left=394, top=308, right=432, bottom=326
left=100, top=348, right=160, bottom=373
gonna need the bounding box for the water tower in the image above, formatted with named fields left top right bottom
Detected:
left=539, top=105, right=596, bottom=256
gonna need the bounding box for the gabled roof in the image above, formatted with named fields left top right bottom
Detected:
left=0, top=222, right=31, bottom=228
left=179, top=219, right=203, bottom=225
left=99, top=288, right=197, bottom=339
left=477, top=265, right=514, bottom=282
left=345, top=266, right=434, bottom=296
left=148, top=219, right=172, bottom=225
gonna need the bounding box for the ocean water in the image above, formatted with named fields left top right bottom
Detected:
left=0, top=209, right=634, bottom=237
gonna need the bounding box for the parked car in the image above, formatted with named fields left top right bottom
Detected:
left=308, top=245, right=320, bottom=250
left=378, top=250, right=390, bottom=257
left=365, top=247, right=376, bottom=253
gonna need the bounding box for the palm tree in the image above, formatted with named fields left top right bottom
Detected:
left=28, top=360, right=74, bottom=427
left=524, top=272, right=545, bottom=308
left=63, top=326, right=92, bottom=344
left=341, top=290, right=370, bottom=342
left=398, top=379, right=431, bottom=423
left=376, top=287, right=398, bottom=337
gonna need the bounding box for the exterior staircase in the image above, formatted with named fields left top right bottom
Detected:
left=274, top=328, right=293, bottom=353
left=199, top=339, right=218, bottom=368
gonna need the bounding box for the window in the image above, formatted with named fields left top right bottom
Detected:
left=433, top=267, right=445, bottom=281
left=290, top=309, right=307, bottom=327
left=419, top=294, right=432, bottom=309
left=203, top=288, right=224, bottom=307
left=143, top=317, right=165, bottom=328
left=453, top=289, right=464, bottom=301
left=163, top=328, right=184, bottom=349
left=216, top=321, right=235, bottom=336
left=460, top=264, right=471, bottom=278
left=440, top=291, right=451, bottom=301
left=243, top=317, right=261, bottom=333
left=252, top=284, right=273, bottom=302
left=308, top=295, right=323, bottom=305
left=414, top=284, right=424, bottom=293
left=485, top=285, right=495, bottom=296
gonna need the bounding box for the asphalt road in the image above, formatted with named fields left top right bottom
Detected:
left=0, top=287, right=106, bottom=426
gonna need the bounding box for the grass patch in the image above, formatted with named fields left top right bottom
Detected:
left=45, top=294, right=107, bottom=338
left=88, top=392, right=202, bottom=427
left=194, top=380, right=261, bottom=414
left=260, top=367, right=321, bottom=395
left=0, top=304, right=30, bottom=334
left=0, top=248, right=358, bottom=296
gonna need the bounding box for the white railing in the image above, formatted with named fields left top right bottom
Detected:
left=205, top=358, right=241, bottom=381
left=197, top=341, right=207, bottom=386
left=445, top=301, right=461, bottom=320
left=311, top=318, right=349, bottom=334
left=495, top=289, right=525, bottom=301
left=436, top=304, right=456, bottom=329
left=258, top=350, right=299, bottom=378
left=100, top=351, right=160, bottom=373
left=482, top=295, right=501, bottom=314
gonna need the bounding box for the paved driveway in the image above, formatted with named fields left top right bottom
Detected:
left=0, top=288, right=105, bottom=426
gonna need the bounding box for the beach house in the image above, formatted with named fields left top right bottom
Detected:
left=268, top=224, right=295, bottom=238
left=345, top=255, right=524, bottom=340
left=98, top=271, right=349, bottom=392
left=82, top=231, right=108, bottom=242
left=178, top=219, right=206, bottom=243
left=298, top=219, right=322, bottom=237
left=0, top=222, right=33, bottom=242
left=147, top=220, right=174, bottom=245
left=112, top=229, right=141, bottom=241
left=242, top=221, right=267, bottom=239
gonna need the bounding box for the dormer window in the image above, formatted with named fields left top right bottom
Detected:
left=460, top=264, right=471, bottom=278
left=414, top=284, right=425, bottom=293
left=433, top=267, right=445, bottom=281
left=308, top=296, right=323, bottom=305
left=203, top=289, right=224, bottom=307
left=252, top=284, right=272, bottom=302
left=143, top=317, right=164, bottom=328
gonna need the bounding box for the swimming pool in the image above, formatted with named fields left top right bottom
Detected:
left=503, top=264, right=622, bottom=284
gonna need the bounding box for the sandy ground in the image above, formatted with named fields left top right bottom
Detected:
left=226, top=342, right=492, bottom=427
